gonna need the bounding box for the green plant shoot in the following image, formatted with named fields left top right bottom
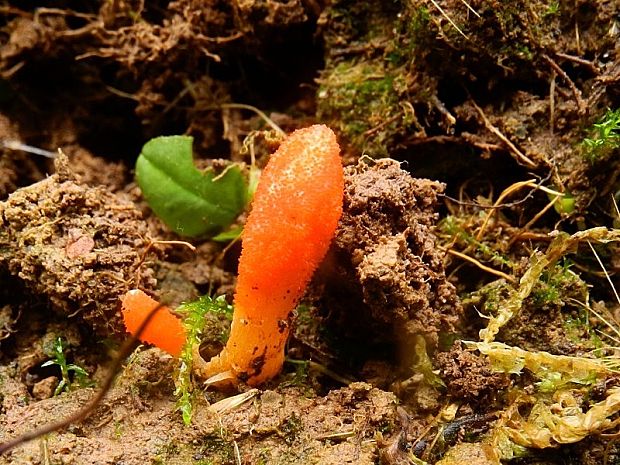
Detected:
left=136, top=136, right=248, bottom=237
left=582, top=108, right=620, bottom=162
left=41, top=337, right=94, bottom=396
left=174, top=295, right=233, bottom=425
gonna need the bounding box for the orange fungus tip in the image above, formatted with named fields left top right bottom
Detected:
left=121, top=289, right=186, bottom=357
left=195, top=124, right=344, bottom=386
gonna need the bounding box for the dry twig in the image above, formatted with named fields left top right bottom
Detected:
left=471, top=100, right=537, bottom=168
left=446, top=249, right=516, bottom=283
left=542, top=54, right=588, bottom=115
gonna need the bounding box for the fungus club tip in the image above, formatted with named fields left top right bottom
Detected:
left=121, top=289, right=186, bottom=357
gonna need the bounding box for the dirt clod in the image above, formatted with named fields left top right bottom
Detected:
left=0, top=153, right=156, bottom=335
left=332, top=159, right=462, bottom=368
left=435, top=342, right=511, bottom=403
left=32, top=377, right=59, bottom=401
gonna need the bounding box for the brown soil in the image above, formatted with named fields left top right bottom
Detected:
left=1, top=0, right=619, bottom=464
left=329, top=159, right=461, bottom=371
left=1, top=347, right=398, bottom=465
left=0, top=153, right=156, bottom=336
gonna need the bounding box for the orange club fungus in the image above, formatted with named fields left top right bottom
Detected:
left=122, top=124, right=344, bottom=386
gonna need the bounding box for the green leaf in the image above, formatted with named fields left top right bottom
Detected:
left=211, top=225, right=243, bottom=242
left=550, top=191, right=575, bottom=215
left=136, top=136, right=248, bottom=237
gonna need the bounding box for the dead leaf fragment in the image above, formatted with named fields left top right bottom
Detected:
left=65, top=228, right=95, bottom=259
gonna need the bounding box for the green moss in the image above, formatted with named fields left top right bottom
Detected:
left=408, top=0, right=565, bottom=67
left=175, top=295, right=233, bottom=425
left=113, top=420, right=123, bottom=439
left=153, top=442, right=181, bottom=464
left=409, top=6, right=430, bottom=36
left=317, top=0, right=422, bottom=157
left=257, top=448, right=271, bottom=465
left=280, top=413, right=303, bottom=446
left=318, top=61, right=412, bottom=157
left=582, top=108, right=620, bottom=163
left=199, top=435, right=235, bottom=463
left=464, top=280, right=512, bottom=317
left=543, top=1, right=560, bottom=18
left=439, top=215, right=514, bottom=269
left=530, top=261, right=587, bottom=308
left=563, top=311, right=603, bottom=350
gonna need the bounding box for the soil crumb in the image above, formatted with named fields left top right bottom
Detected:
left=0, top=153, right=156, bottom=335
left=435, top=341, right=510, bottom=404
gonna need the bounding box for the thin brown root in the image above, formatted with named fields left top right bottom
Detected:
left=2, top=140, right=57, bottom=159
left=150, top=240, right=197, bottom=252
left=542, top=54, right=588, bottom=115
left=134, top=238, right=196, bottom=276
left=476, top=180, right=563, bottom=240
left=220, top=103, right=285, bottom=136
left=471, top=100, right=537, bottom=168
left=459, top=0, right=480, bottom=18
left=234, top=440, right=241, bottom=465
left=285, top=358, right=355, bottom=385
left=105, top=85, right=140, bottom=101
left=555, top=52, right=599, bottom=74
left=570, top=298, right=620, bottom=343
left=510, top=231, right=554, bottom=242
left=508, top=194, right=561, bottom=247
left=446, top=249, right=516, bottom=283
left=427, top=0, right=469, bottom=39
left=549, top=73, right=556, bottom=133
left=217, top=233, right=242, bottom=263
left=475, top=179, right=534, bottom=240
left=522, top=194, right=560, bottom=230
left=587, top=241, right=620, bottom=305
left=612, top=195, right=620, bottom=220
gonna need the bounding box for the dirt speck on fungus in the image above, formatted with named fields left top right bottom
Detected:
left=330, top=159, right=462, bottom=371
left=0, top=153, right=156, bottom=335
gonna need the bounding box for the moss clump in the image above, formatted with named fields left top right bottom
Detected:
left=529, top=261, right=587, bottom=308
left=581, top=108, right=620, bottom=163
left=280, top=413, right=303, bottom=445
left=318, top=61, right=416, bottom=157
left=198, top=435, right=235, bottom=463
left=174, top=295, right=233, bottom=425
left=317, top=0, right=429, bottom=158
